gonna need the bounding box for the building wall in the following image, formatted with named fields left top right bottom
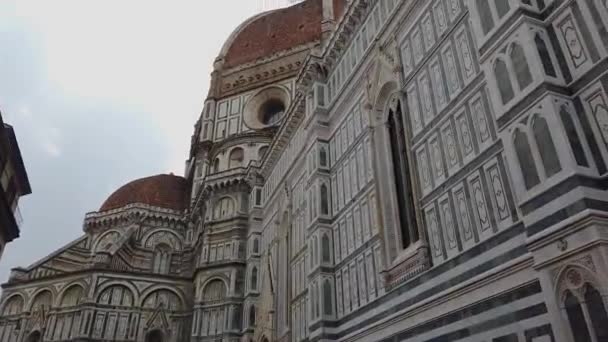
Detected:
left=254, top=0, right=608, bottom=341
left=1, top=1, right=608, bottom=342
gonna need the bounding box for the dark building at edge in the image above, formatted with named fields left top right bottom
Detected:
left=0, top=111, right=31, bottom=260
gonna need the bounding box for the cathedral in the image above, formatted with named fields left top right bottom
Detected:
left=2, top=0, right=608, bottom=341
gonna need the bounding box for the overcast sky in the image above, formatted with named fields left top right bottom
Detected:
left=0, top=1, right=267, bottom=282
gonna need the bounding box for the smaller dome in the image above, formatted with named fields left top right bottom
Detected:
left=100, top=174, right=189, bottom=212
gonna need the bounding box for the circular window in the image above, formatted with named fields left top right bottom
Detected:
left=259, top=98, right=285, bottom=125
left=243, top=86, right=290, bottom=130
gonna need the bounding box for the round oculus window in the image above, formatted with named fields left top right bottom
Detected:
left=243, top=86, right=290, bottom=130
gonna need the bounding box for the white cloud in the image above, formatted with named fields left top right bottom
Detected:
left=11, top=0, right=260, bottom=174
left=42, top=140, right=61, bottom=157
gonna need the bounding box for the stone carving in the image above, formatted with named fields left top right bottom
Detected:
left=488, top=165, right=509, bottom=221
left=558, top=15, right=588, bottom=68
left=587, top=91, right=608, bottom=148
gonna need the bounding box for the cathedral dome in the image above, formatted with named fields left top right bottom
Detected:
left=221, top=0, right=323, bottom=69
left=100, top=174, right=189, bottom=212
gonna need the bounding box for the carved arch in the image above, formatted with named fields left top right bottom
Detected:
left=95, top=281, right=139, bottom=306
left=143, top=229, right=183, bottom=250
left=59, top=284, right=85, bottom=307
left=140, top=285, right=187, bottom=309
left=1, top=293, right=25, bottom=315
left=200, top=275, right=230, bottom=301
left=93, top=230, right=122, bottom=252
left=554, top=263, right=605, bottom=303
left=142, top=289, right=183, bottom=311
left=27, top=289, right=54, bottom=311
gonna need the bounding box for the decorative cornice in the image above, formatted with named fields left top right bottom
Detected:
left=84, top=204, right=186, bottom=233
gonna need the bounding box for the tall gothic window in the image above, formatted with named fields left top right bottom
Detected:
left=477, top=0, right=495, bottom=34
left=249, top=305, right=256, bottom=326
left=560, top=108, right=589, bottom=167
left=323, top=280, right=333, bottom=315
left=319, top=147, right=328, bottom=168
left=321, top=234, right=331, bottom=263
left=510, top=44, right=533, bottom=90
left=532, top=116, right=562, bottom=177
left=387, top=100, right=418, bottom=248
left=232, top=306, right=242, bottom=330
left=153, top=244, right=171, bottom=274
left=495, top=59, right=514, bottom=104
left=535, top=34, right=557, bottom=77
left=565, top=291, right=592, bottom=342
left=252, top=238, right=260, bottom=254
left=585, top=284, right=608, bottom=340
left=320, top=183, right=329, bottom=215
left=514, top=129, right=540, bottom=189
left=494, top=0, right=510, bottom=18
left=250, top=267, right=258, bottom=291
left=313, top=236, right=319, bottom=265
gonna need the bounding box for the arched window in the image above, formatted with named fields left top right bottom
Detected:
left=232, top=306, right=242, bottom=330
left=214, top=197, right=235, bottom=219
left=202, top=280, right=227, bottom=302
left=585, top=284, right=608, bottom=341
left=514, top=129, right=540, bottom=189
left=532, top=116, right=562, bottom=177
left=2, top=295, right=24, bottom=315
left=477, top=0, right=495, bottom=34
left=31, top=290, right=53, bottom=311
left=61, top=285, right=84, bottom=307
left=321, top=234, right=331, bottom=263
left=387, top=101, right=418, bottom=248
left=143, top=290, right=182, bottom=311
left=26, top=331, right=42, bottom=342
left=313, top=236, right=318, bottom=266
left=560, top=108, right=589, bottom=167
left=320, top=184, right=329, bottom=215
left=229, top=148, right=245, bottom=168
left=250, top=267, right=258, bottom=291
left=510, top=44, right=533, bottom=90
left=258, top=146, right=269, bottom=160
left=495, top=59, right=514, bottom=104
left=319, top=147, right=328, bottom=167
left=314, top=283, right=320, bottom=318
left=494, top=0, right=510, bottom=18
left=565, top=291, right=592, bottom=342
left=98, top=286, right=134, bottom=306
left=153, top=244, right=172, bottom=274
left=145, top=330, right=164, bottom=342
left=213, top=158, right=220, bottom=173
left=249, top=305, right=256, bottom=326
left=535, top=34, right=557, bottom=77
left=323, top=280, right=332, bottom=315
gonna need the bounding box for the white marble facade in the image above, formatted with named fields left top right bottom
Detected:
left=2, top=0, right=608, bottom=341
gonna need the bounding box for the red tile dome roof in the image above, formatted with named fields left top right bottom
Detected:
left=100, top=174, right=189, bottom=212
left=222, top=0, right=323, bottom=69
